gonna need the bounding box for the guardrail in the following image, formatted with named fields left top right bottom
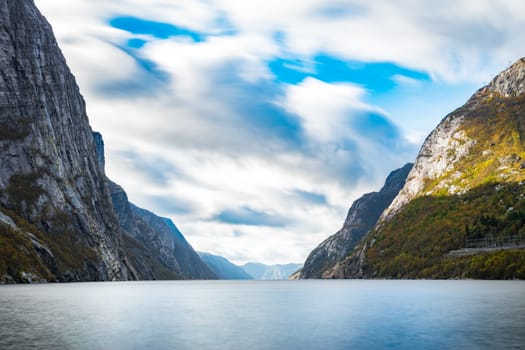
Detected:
left=465, top=234, right=525, bottom=249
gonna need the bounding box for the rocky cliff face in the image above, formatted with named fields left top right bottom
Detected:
left=379, top=117, right=473, bottom=222
left=327, top=58, right=525, bottom=279
left=0, top=0, right=130, bottom=282
left=298, top=163, right=412, bottom=278
left=381, top=59, right=525, bottom=223
left=0, top=0, right=214, bottom=282
left=110, top=183, right=216, bottom=279
left=487, top=58, right=525, bottom=97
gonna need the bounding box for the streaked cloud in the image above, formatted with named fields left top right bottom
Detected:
left=35, top=0, right=525, bottom=264
left=213, top=207, right=289, bottom=227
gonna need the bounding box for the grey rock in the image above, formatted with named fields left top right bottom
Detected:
left=327, top=57, right=525, bottom=279
left=298, top=163, right=412, bottom=279
left=0, top=0, right=214, bottom=282
left=0, top=210, right=17, bottom=229
left=381, top=59, right=525, bottom=224
left=486, top=58, right=525, bottom=98
left=0, top=0, right=128, bottom=281
left=92, top=132, right=105, bottom=170
left=380, top=115, right=474, bottom=222
left=1, top=274, right=15, bottom=284
left=127, top=203, right=216, bottom=279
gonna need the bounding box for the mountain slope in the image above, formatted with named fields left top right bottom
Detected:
left=0, top=0, right=131, bottom=282
left=328, top=58, right=525, bottom=279
left=199, top=252, right=253, bottom=280
left=0, top=0, right=213, bottom=282
left=298, top=163, right=412, bottom=278
left=93, top=133, right=215, bottom=280
left=241, top=263, right=302, bottom=280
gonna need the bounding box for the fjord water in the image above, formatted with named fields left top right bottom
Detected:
left=0, top=281, right=524, bottom=349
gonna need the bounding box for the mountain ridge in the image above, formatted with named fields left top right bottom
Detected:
left=0, top=0, right=128, bottom=281
left=0, top=0, right=214, bottom=283
left=297, top=163, right=412, bottom=279
left=326, top=57, right=525, bottom=279
left=198, top=252, right=253, bottom=280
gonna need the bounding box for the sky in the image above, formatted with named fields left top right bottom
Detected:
left=35, top=0, right=525, bottom=265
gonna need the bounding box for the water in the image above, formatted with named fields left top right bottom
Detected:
left=0, top=280, right=524, bottom=349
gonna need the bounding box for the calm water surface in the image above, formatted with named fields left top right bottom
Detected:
left=0, top=280, right=524, bottom=349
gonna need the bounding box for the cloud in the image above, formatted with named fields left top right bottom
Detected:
left=213, top=207, right=289, bottom=227
left=111, top=149, right=180, bottom=186
left=215, top=0, right=525, bottom=82
left=34, top=0, right=525, bottom=264
left=313, top=3, right=367, bottom=19
left=290, top=190, right=327, bottom=205
left=282, top=77, right=404, bottom=154
left=141, top=195, right=195, bottom=215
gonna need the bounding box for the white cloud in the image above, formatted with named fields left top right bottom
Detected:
left=283, top=77, right=380, bottom=141
left=34, top=0, right=525, bottom=265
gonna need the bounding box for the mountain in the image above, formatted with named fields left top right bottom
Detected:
left=0, top=0, right=129, bottom=282
left=241, top=263, right=302, bottom=280
left=0, top=0, right=213, bottom=283
left=297, top=163, right=412, bottom=279
left=327, top=58, right=525, bottom=279
left=198, top=252, right=253, bottom=280
left=94, top=134, right=215, bottom=280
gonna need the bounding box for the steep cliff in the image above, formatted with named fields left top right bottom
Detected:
left=0, top=0, right=214, bottom=282
left=328, top=58, right=525, bottom=279
left=298, top=163, right=412, bottom=278
left=381, top=59, right=525, bottom=223
left=0, top=0, right=131, bottom=282
left=110, top=182, right=216, bottom=280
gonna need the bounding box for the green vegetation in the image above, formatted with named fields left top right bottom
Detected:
left=363, top=182, right=525, bottom=279
left=0, top=216, right=54, bottom=282
left=121, top=234, right=183, bottom=280
left=43, top=210, right=99, bottom=272
left=422, top=93, right=525, bottom=197
left=0, top=167, right=105, bottom=280
left=359, top=92, right=525, bottom=279
left=0, top=202, right=100, bottom=282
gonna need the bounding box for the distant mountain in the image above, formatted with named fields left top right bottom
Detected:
left=198, top=252, right=253, bottom=280
left=297, top=163, right=412, bottom=279
left=241, top=263, right=302, bottom=280
left=327, top=58, right=525, bottom=279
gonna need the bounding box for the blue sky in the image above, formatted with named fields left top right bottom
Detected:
left=36, top=0, right=525, bottom=264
